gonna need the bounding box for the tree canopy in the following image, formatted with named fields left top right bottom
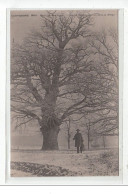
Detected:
left=11, top=11, right=118, bottom=149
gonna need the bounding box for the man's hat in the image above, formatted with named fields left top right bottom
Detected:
left=76, top=129, right=80, bottom=132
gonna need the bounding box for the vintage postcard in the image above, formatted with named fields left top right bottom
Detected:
left=10, top=9, right=119, bottom=177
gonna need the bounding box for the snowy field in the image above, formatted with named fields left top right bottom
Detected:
left=11, top=148, right=119, bottom=177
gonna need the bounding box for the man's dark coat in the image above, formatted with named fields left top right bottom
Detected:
left=73, top=132, right=83, bottom=147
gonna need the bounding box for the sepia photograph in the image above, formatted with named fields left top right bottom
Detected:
left=10, top=9, right=119, bottom=177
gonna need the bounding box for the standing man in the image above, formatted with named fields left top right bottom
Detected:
left=73, top=129, right=84, bottom=153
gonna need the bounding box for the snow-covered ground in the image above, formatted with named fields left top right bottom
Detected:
left=11, top=148, right=119, bottom=176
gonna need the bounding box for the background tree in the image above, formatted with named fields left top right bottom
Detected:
left=61, top=27, right=118, bottom=151
left=88, top=28, right=118, bottom=136
left=65, top=117, right=71, bottom=149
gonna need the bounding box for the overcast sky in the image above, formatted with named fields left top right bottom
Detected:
left=10, top=10, right=118, bottom=44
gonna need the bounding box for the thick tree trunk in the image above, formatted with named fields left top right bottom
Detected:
left=40, top=49, right=63, bottom=151
left=41, top=126, right=60, bottom=150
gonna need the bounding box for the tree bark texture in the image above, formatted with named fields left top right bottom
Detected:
left=41, top=125, right=60, bottom=150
